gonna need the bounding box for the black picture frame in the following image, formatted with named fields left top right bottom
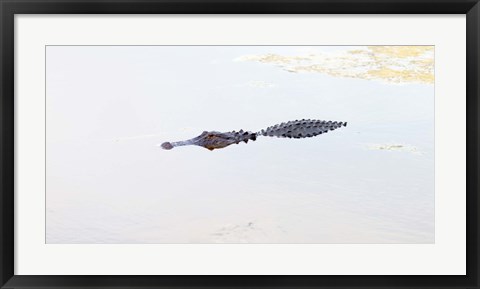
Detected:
left=1, top=1, right=478, bottom=288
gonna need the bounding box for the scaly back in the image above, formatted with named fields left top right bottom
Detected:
left=161, top=119, right=347, bottom=150
left=258, top=119, right=347, bottom=139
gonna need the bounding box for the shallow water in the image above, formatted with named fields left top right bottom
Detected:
left=46, top=46, right=434, bottom=243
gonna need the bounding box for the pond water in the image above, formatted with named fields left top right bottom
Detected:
left=46, top=46, right=434, bottom=243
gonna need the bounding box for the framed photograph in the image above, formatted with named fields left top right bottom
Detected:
left=1, top=0, right=478, bottom=288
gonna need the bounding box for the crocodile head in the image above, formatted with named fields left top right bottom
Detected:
left=195, top=131, right=248, bottom=151
left=161, top=130, right=256, bottom=151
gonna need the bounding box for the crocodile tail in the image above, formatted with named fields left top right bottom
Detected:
left=257, top=119, right=347, bottom=139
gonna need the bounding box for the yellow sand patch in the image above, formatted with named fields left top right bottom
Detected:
left=367, top=46, right=433, bottom=58
left=366, top=68, right=434, bottom=84
left=237, top=46, right=434, bottom=84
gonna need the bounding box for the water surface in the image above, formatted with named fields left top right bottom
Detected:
left=46, top=46, right=434, bottom=243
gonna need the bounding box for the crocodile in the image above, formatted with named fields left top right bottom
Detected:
left=160, top=119, right=347, bottom=151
